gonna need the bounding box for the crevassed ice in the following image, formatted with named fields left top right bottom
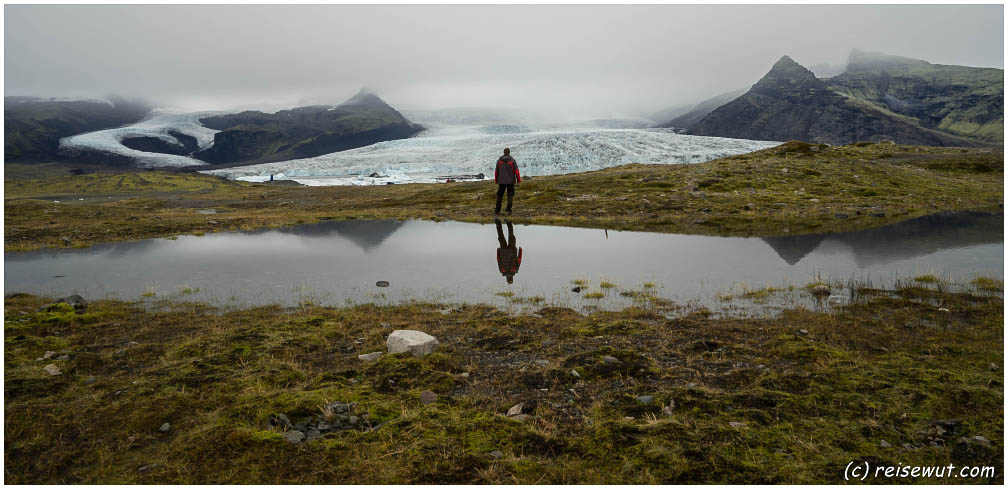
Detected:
left=60, top=110, right=221, bottom=168
left=205, top=123, right=779, bottom=186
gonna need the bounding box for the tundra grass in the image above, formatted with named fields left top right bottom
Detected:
left=5, top=141, right=1003, bottom=251
left=4, top=280, right=1002, bottom=484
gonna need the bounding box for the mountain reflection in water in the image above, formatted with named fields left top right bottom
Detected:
left=4, top=212, right=1002, bottom=307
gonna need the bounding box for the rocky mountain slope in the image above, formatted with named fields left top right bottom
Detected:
left=4, top=96, right=152, bottom=162
left=193, top=89, right=423, bottom=166
left=826, top=50, right=1003, bottom=142
left=657, top=87, right=748, bottom=131
left=688, top=54, right=994, bottom=146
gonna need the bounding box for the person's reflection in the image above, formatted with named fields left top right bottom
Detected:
left=495, top=219, right=523, bottom=284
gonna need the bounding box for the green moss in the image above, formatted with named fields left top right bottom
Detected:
left=3, top=281, right=1002, bottom=484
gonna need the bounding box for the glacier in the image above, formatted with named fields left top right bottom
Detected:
left=204, top=121, right=779, bottom=186
left=60, top=110, right=221, bottom=168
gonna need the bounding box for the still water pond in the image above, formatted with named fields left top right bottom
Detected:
left=4, top=212, right=1002, bottom=309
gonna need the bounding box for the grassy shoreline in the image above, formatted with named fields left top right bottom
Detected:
left=4, top=276, right=1003, bottom=483
left=5, top=141, right=1003, bottom=251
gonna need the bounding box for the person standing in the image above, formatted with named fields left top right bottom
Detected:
left=494, top=148, right=521, bottom=216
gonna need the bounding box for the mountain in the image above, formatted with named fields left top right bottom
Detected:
left=4, top=96, right=152, bottom=162
left=657, top=87, right=749, bottom=130
left=826, top=49, right=1004, bottom=142
left=687, top=55, right=991, bottom=146
left=193, top=89, right=423, bottom=166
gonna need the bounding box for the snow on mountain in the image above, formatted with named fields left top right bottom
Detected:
left=60, top=110, right=221, bottom=168
left=204, top=122, right=779, bottom=186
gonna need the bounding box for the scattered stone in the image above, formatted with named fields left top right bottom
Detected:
left=85, top=376, right=97, bottom=384
left=938, top=307, right=950, bottom=313
left=834, top=213, right=849, bottom=219
left=207, top=220, right=219, bottom=225
left=636, top=395, right=653, bottom=405
left=284, top=430, right=305, bottom=443
left=971, top=435, right=991, bottom=447
left=386, top=330, right=439, bottom=357
left=488, top=450, right=504, bottom=459
left=534, top=359, right=550, bottom=367
left=159, top=423, right=171, bottom=433
left=507, top=402, right=525, bottom=417
left=358, top=351, right=383, bottom=362
left=810, top=284, right=831, bottom=297
left=40, top=294, right=87, bottom=313
left=36, top=350, right=56, bottom=362
left=797, top=329, right=809, bottom=335
left=601, top=355, right=619, bottom=365
left=420, top=390, right=438, bottom=405
left=43, top=364, right=61, bottom=376
left=827, top=289, right=851, bottom=306
left=459, top=372, right=470, bottom=378
left=728, top=421, right=747, bottom=429
left=138, top=463, right=159, bottom=473
left=662, top=401, right=675, bottom=416
left=880, top=439, right=891, bottom=448
left=571, top=369, right=581, bottom=378
left=989, top=363, right=998, bottom=372
left=686, top=382, right=698, bottom=388
left=305, top=429, right=322, bottom=442
left=571, top=286, right=582, bottom=293
left=375, top=280, right=390, bottom=287
left=267, top=413, right=292, bottom=430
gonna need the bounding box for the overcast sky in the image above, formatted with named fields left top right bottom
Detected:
left=4, top=4, right=1003, bottom=117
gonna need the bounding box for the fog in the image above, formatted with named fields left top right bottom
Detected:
left=4, top=4, right=1003, bottom=118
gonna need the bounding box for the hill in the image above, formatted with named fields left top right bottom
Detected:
left=657, top=87, right=748, bottom=130
left=4, top=96, right=152, bottom=162
left=192, top=89, right=423, bottom=166
left=688, top=55, right=991, bottom=146
left=826, top=49, right=1004, bottom=142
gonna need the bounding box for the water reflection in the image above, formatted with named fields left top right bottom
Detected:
left=4, top=211, right=1001, bottom=307
left=495, top=219, right=523, bottom=284
left=762, top=211, right=1004, bottom=267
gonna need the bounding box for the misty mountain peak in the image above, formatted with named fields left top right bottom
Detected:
left=750, top=55, right=823, bottom=96
left=339, top=87, right=389, bottom=109
left=846, top=49, right=929, bottom=73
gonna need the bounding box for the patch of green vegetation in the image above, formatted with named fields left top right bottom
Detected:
left=599, top=281, right=617, bottom=289
left=584, top=292, right=605, bottom=300
left=971, top=276, right=1003, bottom=292
left=3, top=284, right=1002, bottom=483
left=914, top=274, right=940, bottom=284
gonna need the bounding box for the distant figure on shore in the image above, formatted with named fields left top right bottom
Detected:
left=495, top=219, right=522, bottom=284
left=494, top=147, right=521, bottom=216
left=270, top=174, right=274, bottom=182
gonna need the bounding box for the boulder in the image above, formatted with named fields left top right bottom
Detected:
left=386, top=330, right=439, bottom=357
left=358, top=352, right=383, bottom=362
left=41, top=294, right=87, bottom=313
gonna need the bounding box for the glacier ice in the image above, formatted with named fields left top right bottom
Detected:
left=205, top=122, right=779, bottom=186
left=60, top=110, right=221, bottom=168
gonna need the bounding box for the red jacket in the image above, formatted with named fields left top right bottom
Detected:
left=494, top=155, right=521, bottom=185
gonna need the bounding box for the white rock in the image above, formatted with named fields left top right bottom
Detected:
left=507, top=403, right=524, bottom=416
left=43, top=364, right=61, bottom=376
left=386, top=330, right=439, bottom=357
left=358, top=352, right=383, bottom=362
